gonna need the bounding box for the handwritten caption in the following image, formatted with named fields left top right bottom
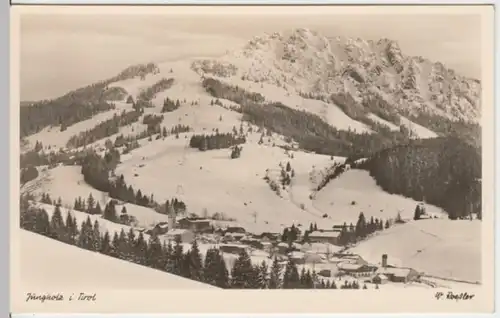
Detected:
left=26, top=292, right=97, bottom=303
left=434, top=291, right=475, bottom=301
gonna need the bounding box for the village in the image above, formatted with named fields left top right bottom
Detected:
left=140, top=202, right=435, bottom=288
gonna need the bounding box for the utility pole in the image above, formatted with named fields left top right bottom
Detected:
left=251, top=211, right=258, bottom=223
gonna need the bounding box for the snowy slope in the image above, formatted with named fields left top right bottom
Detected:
left=19, top=230, right=217, bottom=289
left=116, top=135, right=341, bottom=234
left=348, top=219, right=481, bottom=283
left=313, top=169, right=447, bottom=224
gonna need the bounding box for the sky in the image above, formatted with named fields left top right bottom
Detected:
left=19, top=9, right=482, bottom=101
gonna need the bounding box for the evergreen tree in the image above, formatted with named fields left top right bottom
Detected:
left=256, top=261, right=268, bottom=289
left=49, top=205, right=65, bottom=240
left=304, top=269, right=314, bottom=288
left=230, top=249, right=255, bottom=288
left=65, top=211, right=77, bottom=244
left=94, top=202, right=102, bottom=215
left=283, top=259, right=300, bottom=289
left=146, top=232, right=163, bottom=269
left=165, top=240, right=175, bottom=273
left=135, top=231, right=147, bottom=265
left=92, top=220, right=102, bottom=251
left=181, top=251, right=193, bottom=279
left=355, top=212, right=367, bottom=239
left=189, top=240, right=204, bottom=281
left=87, top=194, right=95, bottom=213
left=172, top=236, right=184, bottom=275
left=268, top=257, right=282, bottom=289
left=299, top=267, right=307, bottom=288
left=100, top=231, right=112, bottom=255
left=414, top=204, right=422, bottom=220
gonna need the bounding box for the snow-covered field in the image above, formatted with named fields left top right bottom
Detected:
left=349, top=219, right=481, bottom=283
left=19, top=230, right=217, bottom=289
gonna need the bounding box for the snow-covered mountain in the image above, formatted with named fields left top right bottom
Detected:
left=193, top=28, right=481, bottom=124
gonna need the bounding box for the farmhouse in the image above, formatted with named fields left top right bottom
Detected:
left=337, top=262, right=377, bottom=277
left=165, top=229, right=195, bottom=243
left=308, top=231, right=341, bottom=245
left=376, top=267, right=420, bottom=283
left=177, top=217, right=212, bottom=232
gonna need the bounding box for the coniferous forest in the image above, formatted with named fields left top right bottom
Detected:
left=356, top=137, right=481, bottom=220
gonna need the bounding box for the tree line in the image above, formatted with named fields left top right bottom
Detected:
left=21, top=194, right=367, bottom=289
left=67, top=110, right=142, bottom=148
left=189, top=132, right=246, bottom=151
left=21, top=62, right=160, bottom=138
left=137, top=78, right=175, bottom=102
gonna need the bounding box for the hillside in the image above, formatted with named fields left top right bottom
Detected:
left=355, top=137, right=482, bottom=220
left=19, top=230, right=218, bottom=289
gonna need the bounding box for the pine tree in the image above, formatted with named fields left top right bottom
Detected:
left=230, top=249, right=255, bottom=288
left=135, top=231, right=147, bottom=265
left=355, top=212, right=367, bottom=239
left=50, top=205, right=65, bottom=240
left=414, top=204, right=421, bottom=220
left=283, top=259, right=300, bottom=289
left=256, top=261, right=268, bottom=289
left=100, top=231, right=112, bottom=255
left=181, top=251, right=193, bottom=278
left=94, top=202, right=102, bottom=215
left=64, top=212, right=77, bottom=244
left=147, top=232, right=163, bottom=269
left=92, top=220, right=102, bottom=251
left=165, top=240, right=175, bottom=273
left=172, top=235, right=184, bottom=275
left=87, top=194, right=95, bottom=214
left=330, top=280, right=337, bottom=289
left=268, top=257, right=282, bottom=289
left=299, top=267, right=307, bottom=288
left=189, top=240, right=203, bottom=281
left=111, top=232, right=120, bottom=258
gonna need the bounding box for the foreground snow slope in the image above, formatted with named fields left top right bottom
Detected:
left=20, top=230, right=218, bottom=289
left=349, top=219, right=481, bottom=283
left=313, top=169, right=447, bottom=224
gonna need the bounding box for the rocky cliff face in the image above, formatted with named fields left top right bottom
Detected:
left=194, top=28, right=481, bottom=124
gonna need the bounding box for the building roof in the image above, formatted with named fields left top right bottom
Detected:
left=337, top=262, right=364, bottom=271
left=377, top=267, right=415, bottom=278
left=166, top=229, right=192, bottom=236
left=288, top=251, right=305, bottom=259
left=309, top=231, right=341, bottom=238
left=374, top=274, right=389, bottom=280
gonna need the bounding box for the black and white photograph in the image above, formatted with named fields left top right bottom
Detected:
left=11, top=4, right=495, bottom=314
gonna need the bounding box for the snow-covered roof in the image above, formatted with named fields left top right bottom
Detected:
left=166, top=229, right=191, bottom=236
left=288, top=251, right=305, bottom=259
left=309, top=231, right=341, bottom=238
left=377, top=267, right=415, bottom=277
left=374, top=274, right=388, bottom=280
left=338, top=262, right=363, bottom=271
